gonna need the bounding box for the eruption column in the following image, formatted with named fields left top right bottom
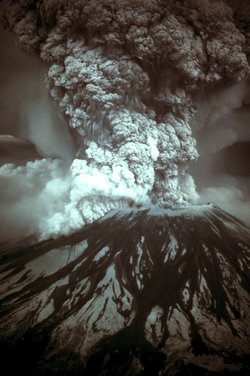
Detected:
left=0, top=0, right=249, bottom=239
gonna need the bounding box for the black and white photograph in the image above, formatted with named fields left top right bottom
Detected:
left=0, top=1, right=249, bottom=375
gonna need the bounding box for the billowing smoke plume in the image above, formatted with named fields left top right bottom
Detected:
left=0, top=0, right=249, bottom=240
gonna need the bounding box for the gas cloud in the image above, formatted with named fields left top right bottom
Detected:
left=0, top=0, right=249, bottom=241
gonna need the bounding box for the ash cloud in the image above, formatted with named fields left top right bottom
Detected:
left=0, top=0, right=249, bottom=240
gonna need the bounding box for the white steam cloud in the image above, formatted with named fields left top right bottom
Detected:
left=0, top=157, right=153, bottom=242
left=0, top=0, right=249, bottom=241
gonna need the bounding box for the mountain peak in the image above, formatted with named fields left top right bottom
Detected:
left=0, top=204, right=250, bottom=375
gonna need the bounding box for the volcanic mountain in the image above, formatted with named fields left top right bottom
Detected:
left=0, top=203, right=250, bottom=375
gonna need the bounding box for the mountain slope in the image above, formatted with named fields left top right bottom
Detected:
left=0, top=203, right=250, bottom=375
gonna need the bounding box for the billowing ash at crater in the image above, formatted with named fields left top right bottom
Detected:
left=0, top=0, right=249, bottom=239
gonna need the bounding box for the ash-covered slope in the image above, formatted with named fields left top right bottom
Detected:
left=0, top=203, right=250, bottom=375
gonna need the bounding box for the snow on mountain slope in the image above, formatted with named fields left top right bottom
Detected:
left=0, top=203, right=249, bottom=375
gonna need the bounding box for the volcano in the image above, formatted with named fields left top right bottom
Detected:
left=0, top=203, right=250, bottom=375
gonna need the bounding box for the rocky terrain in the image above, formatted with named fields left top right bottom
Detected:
left=0, top=203, right=249, bottom=375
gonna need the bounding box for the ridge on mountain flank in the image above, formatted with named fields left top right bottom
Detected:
left=0, top=203, right=250, bottom=375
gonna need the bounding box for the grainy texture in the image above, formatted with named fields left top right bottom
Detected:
left=1, top=1, right=249, bottom=232
left=0, top=204, right=249, bottom=374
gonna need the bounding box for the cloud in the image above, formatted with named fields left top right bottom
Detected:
left=0, top=157, right=153, bottom=242
left=0, top=27, right=76, bottom=163
left=189, top=81, right=250, bottom=225
left=192, top=82, right=250, bottom=155
left=199, top=176, right=250, bottom=225
left=0, top=0, right=249, bottom=241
